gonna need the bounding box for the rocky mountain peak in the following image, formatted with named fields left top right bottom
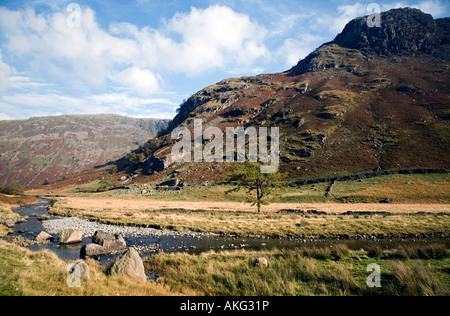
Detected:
left=289, top=8, right=449, bottom=75
left=334, top=8, right=442, bottom=56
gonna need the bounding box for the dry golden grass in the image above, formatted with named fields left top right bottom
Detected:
left=50, top=197, right=450, bottom=237
left=145, top=245, right=450, bottom=296
left=0, top=194, right=37, bottom=206
left=55, top=197, right=450, bottom=214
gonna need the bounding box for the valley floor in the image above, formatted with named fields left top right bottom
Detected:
left=1, top=173, right=447, bottom=296
left=42, top=173, right=450, bottom=238
left=49, top=197, right=450, bottom=238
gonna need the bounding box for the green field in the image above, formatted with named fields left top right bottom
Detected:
left=79, top=173, right=450, bottom=204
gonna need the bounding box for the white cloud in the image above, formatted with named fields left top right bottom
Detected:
left=0, top=5, right=269, bottom=95
left=0, top=91, right=177, bottom=120
left=110, top=5, right=270, bottom=75
left=0, top=113, right=15, bottom=121
left=0, top=7, right=130, bottom=86
left=0, top=50, right=14, bottom=90
left=278, top=34, right=325, bottom=67
left=111, top=67, right=160, bottom=96
left=316, top=3, right=367, bottom=34
left=7, top=74, right=50, bottom=91
left=382, top=1, right=448, bottom=17
left=164, top=5, right=269, bottom=73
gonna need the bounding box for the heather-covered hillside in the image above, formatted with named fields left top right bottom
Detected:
left=0, top=114, right=168, bottom=187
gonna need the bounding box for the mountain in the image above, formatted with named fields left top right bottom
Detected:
left=91, top=8, right=450, bottom=185
left=121, top=8, right=450, bottom=184
left=0, top=114, right=169, bottom=187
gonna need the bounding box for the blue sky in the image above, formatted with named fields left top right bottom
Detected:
left=0, top=0, right=448, bottom=121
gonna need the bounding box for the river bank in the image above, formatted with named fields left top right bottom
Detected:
left=3, top=198, right=449, bottom=263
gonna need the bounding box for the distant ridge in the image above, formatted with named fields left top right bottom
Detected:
left=0, top=114, right=169, bottom=187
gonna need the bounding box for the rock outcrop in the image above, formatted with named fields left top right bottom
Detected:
left=334, top=8, right=442, bottom=56
left=290, top=8, right=449, bottom=76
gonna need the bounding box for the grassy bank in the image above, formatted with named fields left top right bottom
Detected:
left=0, top=202, right=17, bottom=237
left=0, top=240, right=182, bottom=296
left=1, top=239, right=447, bottom=296
left=144, top=244, right=450, bottom=296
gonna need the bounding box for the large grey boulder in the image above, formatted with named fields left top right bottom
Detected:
left=35, top=231, right=53, bottom=244
left=143, top=156, right=172, bottom=175
left=80, top=244, right=110, bottom=258
left=80, top=231, right=127, bottom=258
left=58, top=229, right=83, bottom=244
left=108, top=248, right=147, bottom=281
left=92, top=230, right=126, bottom=251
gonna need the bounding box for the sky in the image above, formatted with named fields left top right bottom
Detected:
left=0, top=0, right=448, bottom=121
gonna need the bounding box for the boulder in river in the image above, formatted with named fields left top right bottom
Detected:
left=58, top=229, right=83, bottom=244
left=35, top=231, right=53, bottom=244
left=38, top=215, right=50, bottom=221
left=92, top=230, right=126, bottom=251
left=80, top=244, right=110, bottom=258
left=108, top=248, right=147, bottom=281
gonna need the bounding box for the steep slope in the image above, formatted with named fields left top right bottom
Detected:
left=121, top=8, right=450, bottom=184
left=0, top=114, right=169, bottom=187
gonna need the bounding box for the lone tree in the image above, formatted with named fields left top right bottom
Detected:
left=224, top=162, right=284, bottom=214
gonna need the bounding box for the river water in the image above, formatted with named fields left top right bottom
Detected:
left=8, top=199, right=450, bottom=264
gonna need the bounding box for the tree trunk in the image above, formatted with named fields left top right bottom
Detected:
left=256, top=182, right=263, bottom=214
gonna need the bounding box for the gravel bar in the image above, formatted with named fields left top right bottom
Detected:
left=43, top=216, right=216, bottom=239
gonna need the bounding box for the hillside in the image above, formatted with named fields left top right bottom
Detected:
left=0, top=114, right=169, bottom=187
left=112, top=8, right=449, bottom=185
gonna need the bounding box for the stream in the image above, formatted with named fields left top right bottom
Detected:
left=7, top=199, right=450, bottom=264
